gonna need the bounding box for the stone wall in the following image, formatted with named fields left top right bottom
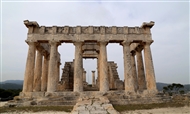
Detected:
left=58, top=62, right=74, bottom=91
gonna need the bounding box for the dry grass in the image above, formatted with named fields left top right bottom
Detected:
left=0, top=106, right=73, bottom=113
left=113, top=102, right=188, bottom=112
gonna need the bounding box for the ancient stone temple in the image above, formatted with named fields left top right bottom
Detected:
left=22, top=20, right=157, bottom=95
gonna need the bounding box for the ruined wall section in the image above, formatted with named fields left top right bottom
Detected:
left=108, top=62, right=124, bottom=90
left=57, top=62, right=74, bottom=91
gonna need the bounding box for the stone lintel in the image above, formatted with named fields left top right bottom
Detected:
left=27, top=34, right=151, bottom=43
left=24, top=20, right=154, bottom=34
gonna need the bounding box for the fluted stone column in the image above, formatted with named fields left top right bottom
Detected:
left=83, top=71, right=86, bottom=82
left=56, top=53, right=61, bottom=84
left=96, top=54, right=100, bottom=89
left=47, top=40, right=59, bottom=92
left=99, top=41, right=109, bottom=92
left=33, top=49, right=43, bottom=92
left=41, top=54, right=49, bottom=91
left=73, top=42, right=83, bottom=92
left=144, top=41, right=157, bottom=92
left=92, top=71, right=95, bottom=87
left=56, top=62, right=61, bottom=85
left=122, top=41, right=135, bottom=92
left=131, top=50, right=138, bottom=92
left=23, top=41, right=36, bottom=92
left=136, top=48, right=146, bottom=91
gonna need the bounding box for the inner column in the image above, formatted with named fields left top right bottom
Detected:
left=136, top=46, right=147, bottom=91
left=33, top=48, right=43, bottom=92
left=92, top=71, right=95, bottom=87
left=41, top=52, right=49, bottom=92
left=131, top=50, right=138, bottom=92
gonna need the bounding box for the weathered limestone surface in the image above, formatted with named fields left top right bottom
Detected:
left=99, top=41, right=109, bottom=92
left=144, top=41, right=157, bottom=92
left=23, top=41, right=36, bottom=92
left=122, top=41, right=135, bottom=92
left=74, top=42, right=83, bottom=92
left=23, top=20, right=157, bottom=96
left=71, top=94, right=119, bottom=114
left=92, top=71, right=95, bottom=87
left=33, top=49, right=43, bottom=92
left=107, top=62, right=124, bottom=90
left=41, top=55, right=49, bottom=91
left=83, top=70, right=86, bottom=82
left=131, top=50, right=138, bottom=92
left=47, top=40, right=59, bottom=92
left=136, top=47, right=147, bottom=91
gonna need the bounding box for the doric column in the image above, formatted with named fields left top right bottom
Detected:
left=99, top=41, right=109, bottom=92
left=33, top=49, right=43, bottom=92
left=144, top=41, right=157, bottom=92
left=23, top=41, right=36, bottom=92
left=83, top=70, right=86, bottom=82
left=47, top=40, right=59, bottom=92
left=73, top=41, right=83, bottom=92
left=96, top=54, right=100, bottom=89
left=136, top=46, right=146, bottom=91
left=56, top=53, right=61, bottom=86
left=122, top=41, right=135, bottom=92
left=41, top=53, right=49, bottom=92
left=92, top=71, right=95, bottom=87
left=131, top=50, right=138, bottom=92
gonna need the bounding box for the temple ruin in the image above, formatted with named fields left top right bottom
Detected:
left=12, top=20, right=161, bottom=112
left=22, top=20, right=157, bottom=94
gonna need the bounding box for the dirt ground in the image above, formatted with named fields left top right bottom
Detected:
left=0, top=106, right=189, bottom=114
left=1, top=102, right=190, bottom=114
left=121, top=106, right=190, bottom=114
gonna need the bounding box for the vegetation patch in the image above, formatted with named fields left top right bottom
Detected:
left=113, top=102, right=187, bottom=112
left=0, top=106, right=73, bottom=113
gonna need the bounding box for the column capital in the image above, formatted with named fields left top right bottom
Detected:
left=98, top=41, right=108, bottom=46
left=131, top=50, right=136, bottom=56
left=120, top=40, right=132, bottom=46
left=25, top=40, right=37, bottom=45
left=135, top=44, right=144, bottom=52
left=144, top=40, right=154, bottom=45
left=73, top=41, right=83, bottom=46
left=49, top=40, right=61, bottom=46
left=42, top=50, right=50, bottom=58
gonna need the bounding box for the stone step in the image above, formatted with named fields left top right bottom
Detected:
left=71, top=96, right=120, bottom=114
left=38, top=100, right=76, bottom=106
left=48, top=96, right=79, bottom=101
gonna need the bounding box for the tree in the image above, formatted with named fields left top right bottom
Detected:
left=162, top=83, right=185, bottom=96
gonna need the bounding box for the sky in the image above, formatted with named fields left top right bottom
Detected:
left=0, top=0, right=189, bottom=85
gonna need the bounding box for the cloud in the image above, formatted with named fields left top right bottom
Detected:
left=1, top=1, right=189, bottom=85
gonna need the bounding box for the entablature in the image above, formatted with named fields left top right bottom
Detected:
left=24, top=20, right=154, bottom=35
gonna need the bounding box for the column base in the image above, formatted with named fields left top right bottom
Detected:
left=19, top=92, right=45, bottom=98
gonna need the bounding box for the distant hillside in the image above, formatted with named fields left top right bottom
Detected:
left=184, top=84, right=190, bottom=91
left=156, top=82, right=169, bottom=91
left=0, top=80, right=189, bottom=91
left=0, top=83, right=22, bottom=90
left=0, top=80, right=23, bottom=85
left=156, top=82, right=190, bottom=92
left=0, top=80, right=23, bottom=90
